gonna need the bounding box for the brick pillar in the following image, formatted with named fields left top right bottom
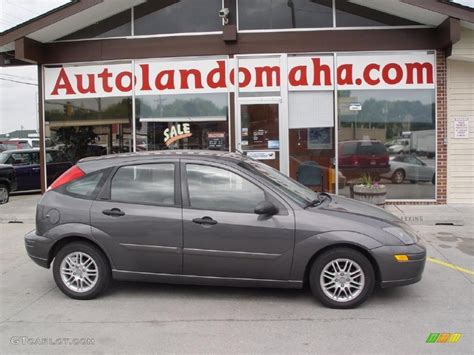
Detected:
left=436, top=51, right=447, bottom=204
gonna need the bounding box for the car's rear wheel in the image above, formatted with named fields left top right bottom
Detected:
left=309, top=248, right=375, bottom=309
left=391, top=169, right=405, bottom=184
left=53, top=242, right=110, bottom=300
left=0, top=184, right=9, bottom=204
left=432, top=174, right=435, bottom=185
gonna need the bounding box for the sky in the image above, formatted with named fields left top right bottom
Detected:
left=0, top=0, right=472, bottom=134
left=0, top=0, right=68, bottom=134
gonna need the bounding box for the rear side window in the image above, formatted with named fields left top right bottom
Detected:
left=340, top=142, right=357, bottom=155
left=373, top=143, right=387, bottom=155
left=111, top=164, right=175, bottom=206
left=65, top=172, right=104, bottom=198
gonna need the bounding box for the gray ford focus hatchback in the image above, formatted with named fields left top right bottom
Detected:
left=25, top=151, right=426, bottom=308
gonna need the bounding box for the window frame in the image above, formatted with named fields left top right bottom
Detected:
left=180, top=159, right=287, bottom=214
left=99, top=161, right=181, bottom=208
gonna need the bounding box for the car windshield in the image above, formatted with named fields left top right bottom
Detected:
left=238, top=158, right=318, bottom=206
left=0, top=152, right=9, bottom=164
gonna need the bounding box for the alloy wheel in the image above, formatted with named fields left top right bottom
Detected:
left=0, top=186, right=8, bottom=204
left=60, top=251, right=99, bottom=293
left=319, top=258, right=365, bottom=303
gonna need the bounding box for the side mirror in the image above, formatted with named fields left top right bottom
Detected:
left=254, top=201, right=278, bottom=215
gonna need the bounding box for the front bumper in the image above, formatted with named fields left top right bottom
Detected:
left=24, top=230, right=54, bottom=268
left=371, top=241, right=426, bottom=288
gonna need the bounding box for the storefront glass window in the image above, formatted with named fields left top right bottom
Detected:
left=238, top=0, right=333, bottom=30
left=59, top=10, right=131, bottom=40
left=45, top=97, right=133, bottom=161
left=134, top=0, right=222, bottom=36
left=289, top=91, right=336, bottom=193
left=335, top=0, right=420, bottom=27
left=337, top=89, right=436, bottom=200
left=136, top=93, right=229, bottom=151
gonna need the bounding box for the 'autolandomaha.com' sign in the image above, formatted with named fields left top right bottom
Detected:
left=45, top=53, right=435, bottom=100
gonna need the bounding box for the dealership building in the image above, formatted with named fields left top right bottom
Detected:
left=1, top=0, right=473, bottom=204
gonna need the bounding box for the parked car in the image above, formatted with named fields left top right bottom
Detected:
left=0, top=149, right=72, bottom=191
left=382, top=155, right=435, bottom=184
left=0, top=164, right=17, bottom=204
left=0, top=140, right=30, bottom=150
left=25, top=151, right=426, bottom=308
left=338, top=140, right=390, bottom=180
left=7, top=138, right=40, bottom=148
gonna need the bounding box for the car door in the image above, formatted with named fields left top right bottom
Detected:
left=90, top=161, right=183, bottom=274
left=8, top=152, right=37, bottom=190
left=413, top=157, right=434, bottom=181
left=181, top=160, right=295, bottom=280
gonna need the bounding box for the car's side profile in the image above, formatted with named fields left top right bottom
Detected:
left=25, top=151, right=426, bottom=309
left=381, top=155, right=435, bottom=184
left=0, top=149, right=72, bottom=191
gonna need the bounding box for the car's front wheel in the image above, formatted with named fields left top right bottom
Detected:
left=0, top=184, right=9, bottom=204
left=391, top=169, right=405, bottom=184
left=53, top=242, right=111, bottom=300
left=309, top=248, right=375, bottom=309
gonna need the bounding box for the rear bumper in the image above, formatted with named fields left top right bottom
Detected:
left=371, top=242, right=426, bottom=288
left=24, top=230, right=54, bottom=269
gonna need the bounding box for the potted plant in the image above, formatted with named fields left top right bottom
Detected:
left=352, top=174, right=387, bottom=207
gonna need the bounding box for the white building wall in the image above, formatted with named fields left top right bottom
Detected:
left=447, top=55, right=474, bottom=203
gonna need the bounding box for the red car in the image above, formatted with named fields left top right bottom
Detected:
left=338, top=140, right=390, bottom=180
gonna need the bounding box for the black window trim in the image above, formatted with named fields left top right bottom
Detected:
left=59, top=167, right=112, bottom=201
left=180, top=159, right=288, bottom=215
left=98, top=160, right=181, bottom=208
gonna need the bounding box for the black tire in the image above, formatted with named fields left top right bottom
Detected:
left=391, top=169, right=405, bottom=184
left=53, top=242, right=111, bottom=300
left=432, top=174, right=435, bottom=185
left=309, top=248, right=375, bottom=309
left=0, top=184, right=9, bottom=204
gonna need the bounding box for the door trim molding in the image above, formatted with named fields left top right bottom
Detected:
left=120, top=243, right=182, bottom=254
left=184, top=247, right=281, bottom=260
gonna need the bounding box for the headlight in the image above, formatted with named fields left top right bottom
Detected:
left=383, top=227, right=416, bottom=245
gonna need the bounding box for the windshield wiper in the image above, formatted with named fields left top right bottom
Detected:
left=304, top=192, right=332, bottom=209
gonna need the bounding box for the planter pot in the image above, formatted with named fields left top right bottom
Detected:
left=352, top=184, right=387, bottom=207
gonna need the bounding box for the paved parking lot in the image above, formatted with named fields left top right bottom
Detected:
left=0, top=194, right=472, bottom=354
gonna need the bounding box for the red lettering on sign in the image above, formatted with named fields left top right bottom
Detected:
left=51, top=68, right=75, bottom=95
left=207, top=60, right=227, bottom=89
left=255, top=66, right=280, bottom=87
left=382, top=63, right=403, bottom=84
left=155, top=70, right=175, bottom=90
left=363, top=64, right=380, bottom=85
left=289, top=65, right=308, bottom=87
left=337, top=64, right=354, bottom=85
left=140, top=64, right=152, bottom=91
left=179, top=69, right=204, bottom=89
left=75, top=74, right=96, bottom=94
left=312, top=58, right=331, bottom=86
left=406, top=62, right=433, bottom=84
left=115, top=71, right=133, bottom=92
left=98, top=68, right=113, bottom=93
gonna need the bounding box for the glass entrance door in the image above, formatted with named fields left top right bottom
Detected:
left=239, top=103, right=280, bottom=170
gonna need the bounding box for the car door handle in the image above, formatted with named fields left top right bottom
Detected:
left=102, top=208, right=125, bottom=217
left=192, top=216, right=217, bottom=225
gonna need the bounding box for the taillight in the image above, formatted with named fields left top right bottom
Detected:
left=48, top=165, right=85, bottom=190
left=350, top=155, right=359, bottom=166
